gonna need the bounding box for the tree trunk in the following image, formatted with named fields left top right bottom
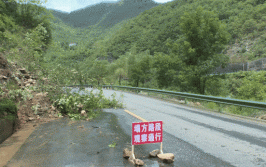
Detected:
left=119, top=76, right=121, bottom=85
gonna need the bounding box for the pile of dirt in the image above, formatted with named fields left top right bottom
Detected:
left=0, top=53, right=60, bottom=132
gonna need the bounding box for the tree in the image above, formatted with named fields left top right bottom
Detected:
left=168, top=6, right=230, bottom=94
left=89, top=60, right=109, bottom=86
left=115, top=68, right=126, bottom=85
left=153, top=52, right=179, bottom=88
left=127, top=54, right=141, bottom=87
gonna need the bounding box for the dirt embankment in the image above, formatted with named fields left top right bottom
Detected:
left=0, top=53, right=61, bottom=141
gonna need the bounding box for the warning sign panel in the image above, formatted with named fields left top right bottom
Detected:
left=132, top=121, right=163, bottom=145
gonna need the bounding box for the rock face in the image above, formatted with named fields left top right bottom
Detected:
left=123, top=148, right=132, bottom=159
left=149, top=149, right=160, bottom=157
left=157, top=153, right=175, bottom=163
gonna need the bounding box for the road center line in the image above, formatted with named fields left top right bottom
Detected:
left=124, top=110, right=148, bottom=122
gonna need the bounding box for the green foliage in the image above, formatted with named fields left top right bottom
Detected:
left=127, top=50, right=153, bottom=87
left=89, top=60, right=109, bottom=85
left=5, top=79, right=20, bottom=90
left=53, top=89, right=122, bottom=119
left=0, top=98, right=17, bottom=116
left=205, top=102, right=220, bottom=111
left=226, top=71, right=266, bottom=101
left=178, top=6, right=230, bottom=66
left=153, top=52, right=179, bottom=88
left=205, top=75, right=230, bottom=97
left=108, top=141, right=117, bottom=148
left=226, top=106, right=261, bottom=117
left=167, top=6, right=230, bottom=94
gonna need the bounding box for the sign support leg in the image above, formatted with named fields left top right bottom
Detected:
left=160, top=142, right=163, bottom=154
left=130, top=145, right=135, bottom=160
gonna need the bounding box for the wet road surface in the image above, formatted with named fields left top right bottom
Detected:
left=6, top=112, right=161, bottom=167
left=5, top=110, right=233, bottom=167
left=82, top=88, right=266, bottom=167
left=5, top=87, right=266, bottom=166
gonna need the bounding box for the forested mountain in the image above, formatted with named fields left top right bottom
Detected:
left=46, top=0, right=266, bottom=95
left=51, top=0, right=159, bottom=28
left=104, top=0, right=266, bottom=59
left=1, top=0, right=266, bottom=119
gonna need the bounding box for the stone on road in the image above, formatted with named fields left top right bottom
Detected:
left=157, top=153, right=175, bottom=163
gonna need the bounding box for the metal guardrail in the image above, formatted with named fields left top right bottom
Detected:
left=67, top=85, right=266, bottom=110
left=102, top=85, right=266, bottom=110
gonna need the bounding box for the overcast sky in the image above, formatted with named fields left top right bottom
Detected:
left=43, top=0, right=173, bottom=13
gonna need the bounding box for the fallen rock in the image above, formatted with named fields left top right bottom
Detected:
left=0, top=75, right=8, bottom=80
left=18, top=68, right=27, bottom=74
left=28, top=117, right=34, bottom=121
left=28, top=79, right=33, bottom=83
left=81, top=110, right=87, bottom=117
left=25, top=89, right=33, bottom=93
left=258, top=115, right=266, bottom=120
left=123, top=148, right=132, bottom=159
left=50, top=105, right=56, bottom=111
left=179, top=100, right=185, bottom=104
left=24, top=74, right=30, bottom=79
left=134, top=159, right=144, bottom=166
left=78, top=125, right=84, bottom=129
left=149, top=149, right=160, bottom=157
left=195, top=102, right=201, bottom=106
left=36, top=92, right=48, bottom=97
left=77, top=103, right=83, bottom=108
left=18, top=74, right=22, bottom=79
left=128, top=156, right=135, bottom=164
left=157, top=153, right=174, bottom=164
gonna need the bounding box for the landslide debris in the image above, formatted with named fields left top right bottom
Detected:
left=0, top=54, right=60, bottom=133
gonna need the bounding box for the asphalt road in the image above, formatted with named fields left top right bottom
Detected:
left=5, top=87, right=266, bottom=167
left=81, top=87, right=266, bottom=167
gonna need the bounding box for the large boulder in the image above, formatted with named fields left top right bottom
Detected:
left=157, top=153, right=175, bottom=163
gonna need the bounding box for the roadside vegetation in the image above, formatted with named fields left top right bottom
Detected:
left=1, top=0, right=266, bottom=121
left=54, top=88, right=122, bottom=120
left=0, top=0, right=122, bottom=128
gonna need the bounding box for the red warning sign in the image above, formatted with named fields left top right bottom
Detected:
left=132, top=121, right=163, bottom=145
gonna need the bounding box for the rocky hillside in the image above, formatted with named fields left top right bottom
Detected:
left=0, top=54, right=60, bottom=131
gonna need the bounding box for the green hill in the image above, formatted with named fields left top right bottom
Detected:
left=51, top=0, right=159, bottom=28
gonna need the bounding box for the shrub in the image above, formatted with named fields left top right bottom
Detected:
left=0, top=98, right=17, bottom=116
left=53, top=88, right=122, bottom=119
